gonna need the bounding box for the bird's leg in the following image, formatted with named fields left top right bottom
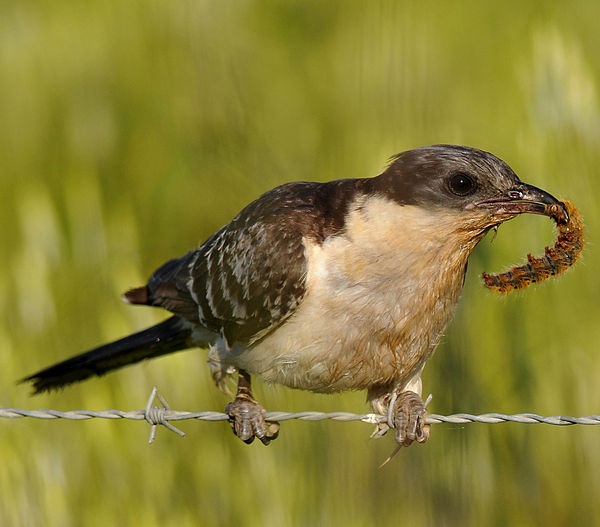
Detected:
left=226, top=369, right=280, bottom=445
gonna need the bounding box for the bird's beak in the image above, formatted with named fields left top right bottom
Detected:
left=475, top=182, right=568, bottom=221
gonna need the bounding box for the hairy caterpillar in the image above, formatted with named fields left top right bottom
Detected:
left=482, top=200, right=583, bottom=294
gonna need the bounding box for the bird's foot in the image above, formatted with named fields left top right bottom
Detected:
left=371, top=390, right=431, bottom=444
left=390, top=390, right=431, bottom=446
left=372, top=390, right=431, bottom=464
left=226, top=371, right=280, bottom=446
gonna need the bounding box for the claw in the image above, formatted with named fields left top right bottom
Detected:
left=226, top=369, right=280, bottom=445
left=377, top=391, right=432, bottom=466
left=393, top=391, right=431, bottom=446
left=226, top=394, right=280, bottom=445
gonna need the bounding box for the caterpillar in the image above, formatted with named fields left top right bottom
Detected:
left=482, top=199, right=583, bottom=294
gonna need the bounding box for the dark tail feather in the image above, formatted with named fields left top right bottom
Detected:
left=22, top=316, right=193, bottom=394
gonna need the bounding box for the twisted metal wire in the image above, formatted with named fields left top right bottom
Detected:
left=2, top=387, right=599, bottom=442
left=2, top=408, right=599, bottom=425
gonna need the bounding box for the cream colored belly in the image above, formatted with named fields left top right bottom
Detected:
left=234, top=286, right=432, bottom=392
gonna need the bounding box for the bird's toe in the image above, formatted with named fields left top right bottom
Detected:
left=226, top=394, right=280, bottom=445
left=391, top=390, right=430, bottom=446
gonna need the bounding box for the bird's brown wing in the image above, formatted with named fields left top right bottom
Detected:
left=126, top=181, right=355, bottom=345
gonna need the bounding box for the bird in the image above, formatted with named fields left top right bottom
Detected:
left=23, top=144, right=566, bottom=448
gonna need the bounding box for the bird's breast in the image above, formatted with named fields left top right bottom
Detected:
left=233, top=198, right=481, bottom=393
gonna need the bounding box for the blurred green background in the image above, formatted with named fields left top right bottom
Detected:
left=1, top=1, right=599, bottom=525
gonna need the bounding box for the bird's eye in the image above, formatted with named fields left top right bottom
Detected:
left=448, top=173, right=477, bottom=196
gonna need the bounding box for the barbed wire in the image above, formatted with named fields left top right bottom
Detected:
left=2, top=387, right=599, bottom=443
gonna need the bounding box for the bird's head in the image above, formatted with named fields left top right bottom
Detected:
left=373, top=144, right=566, bottom=235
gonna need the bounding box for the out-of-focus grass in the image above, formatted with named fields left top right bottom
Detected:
left=1, top=1, right=600, bottom=525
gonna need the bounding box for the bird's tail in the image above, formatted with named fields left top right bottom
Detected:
left=22, top=316, right=193, bottom=394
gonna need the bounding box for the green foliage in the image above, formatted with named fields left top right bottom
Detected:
left=1, top=1, right=599, bottom=525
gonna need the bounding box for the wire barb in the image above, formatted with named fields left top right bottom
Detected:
left=145, top=386, right=186, bottom=443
